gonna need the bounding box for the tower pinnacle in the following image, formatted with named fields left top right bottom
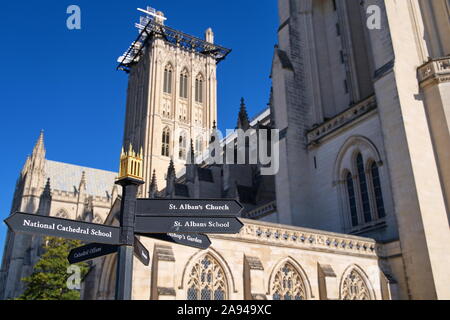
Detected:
left=237, top=98, right=250, bottom=130
left=32, top=130, right=46, bottom=159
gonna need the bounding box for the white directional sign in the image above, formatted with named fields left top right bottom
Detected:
left=5, top=212, right=121, bottom=245
left=140, top=233, right=212, bottom=250
left=136, top=199, right=243, bottom=217
left=135, top=216, right=244, bottom=234
left=68, top=243, right=119, bottom=264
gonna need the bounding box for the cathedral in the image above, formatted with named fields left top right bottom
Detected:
left=1, top=0, right=450, bottom=300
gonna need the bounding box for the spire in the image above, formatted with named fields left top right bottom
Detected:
left=186, top=140, right=198, bottom=183
left=237, top=98, right=250, bottom=130
left=79, top=171, right=87, bottom=191
left=189, top=139, right=195, bottom=164
left=167, top=158, right=176, bottom=179
left=42, top=178, right=52, bottom=198
left=205, top=27, right=214, bottom=44
left=32, top=130, right=46, bottom=159
left=149, top=170, right=158, bottom=199
left=165, top=159, right=176, bottom=198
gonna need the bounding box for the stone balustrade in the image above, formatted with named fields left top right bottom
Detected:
left=212, top=219, right=378, bottom=258
left=307, top=95, right=377, bottom=146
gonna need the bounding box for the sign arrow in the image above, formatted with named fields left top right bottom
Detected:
left=135, top=216, right=244, bottom=234
left=139, top=233, right=211, bottom=250
left=136, top=199, right=243, bottom=217
left=68, top=243, right=119, bottom=265
left=134, top=237, right=150, bottom=266
left=5, top=212, right=120, bottom=245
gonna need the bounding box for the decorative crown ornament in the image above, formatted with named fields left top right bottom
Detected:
left=117, top=144, right=144, bottom=182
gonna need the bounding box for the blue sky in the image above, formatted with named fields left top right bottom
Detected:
left=0, top=1, right=278, bottom=258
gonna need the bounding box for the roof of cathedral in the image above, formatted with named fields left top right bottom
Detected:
left=44, top=160, right=117, bottom=198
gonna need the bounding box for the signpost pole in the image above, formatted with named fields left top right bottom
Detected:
left=115, top=177, right=143, bottom=300
left=114, top=146, right=145, bottom=301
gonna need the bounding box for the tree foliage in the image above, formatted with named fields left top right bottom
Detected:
left=17, top=237, right=89, bottom=300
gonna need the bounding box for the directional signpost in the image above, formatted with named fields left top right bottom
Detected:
left=5, top=212, right=120, bottom=245
left=140, top=233, right=211, bottom=250
left=135, top=216, right=244, bottom=234
left=68, top=243, right=119, bottom=265
left=136, top=199, right=244, bottom=217
left=135, top=199, right=244, bottom=234
left=134, top=237, right=150, bottom=267
left=4, top=148, right=244, bottom=300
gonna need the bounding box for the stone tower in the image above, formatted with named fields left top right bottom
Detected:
left=119, top=9, right=231, bottom=196
left=272, top=0, right=450, bottom=300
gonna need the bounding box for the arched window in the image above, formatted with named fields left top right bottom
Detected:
left=356, top=153, right=372, bottom=223
left=180, top=69, right=189, bottom=99
left=163, top=64, right=173, bottom=94
left=340, top=269, right=371, bottom=300
left=179, top=132, right=187, bottom=160
left=162, top=127, right=170, bottom=157
left=346, top=172, right=359, bottom=227
left=271, top=262, right=307, bottom=300
left=195, top=74, right=204, bottom=103
left=336, top=138, right=388, bottom=230
left=370, top=162, right=386, bottom=219
left=187, top=254, right=228, bottom=300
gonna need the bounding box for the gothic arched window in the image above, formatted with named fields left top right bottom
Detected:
left=370, top=162, right=386, bottom=219
left=337, top=138, right=388, bottom=230
left=271, top=262, right=307, bottom=300
left=163, top=64, right=173, bottom=94
left=195, top=74, right=204, bottom=103
left=179, top=131, right=187, bottom=160
left=162, top=127, right=171, bottom=157
left=187, top=254, right=228, bottom=300
left=180, top=69, right=189, bottom=99
left=346, top=172, right=359, bottom=227
left=356, top=153, right=372, bottom=223
left=341, top=269, right=371, bottom=300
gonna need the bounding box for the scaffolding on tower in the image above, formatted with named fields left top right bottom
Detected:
left=117, top=6, right=232, bottom=73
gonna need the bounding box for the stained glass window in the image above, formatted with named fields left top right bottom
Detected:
left=370, top=162, right=386, bottom=219
left=271, top=262, right=307, bottom=300
left=356, top=154, right=372, bottom=223
left=187, top=254, right=228, bottom=300
left=346, top=172, right=359, bottom=227
left=341, top=269, right=371, bottom=300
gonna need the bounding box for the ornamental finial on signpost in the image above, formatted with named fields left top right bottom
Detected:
left=118, top=144, right=144, bottom=182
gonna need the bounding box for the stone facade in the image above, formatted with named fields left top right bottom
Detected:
left=271, top=0, right=450, bottom=299
left=84, top=199, right=386, bottom=300
left=0, top=132, right=120, bottom=300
